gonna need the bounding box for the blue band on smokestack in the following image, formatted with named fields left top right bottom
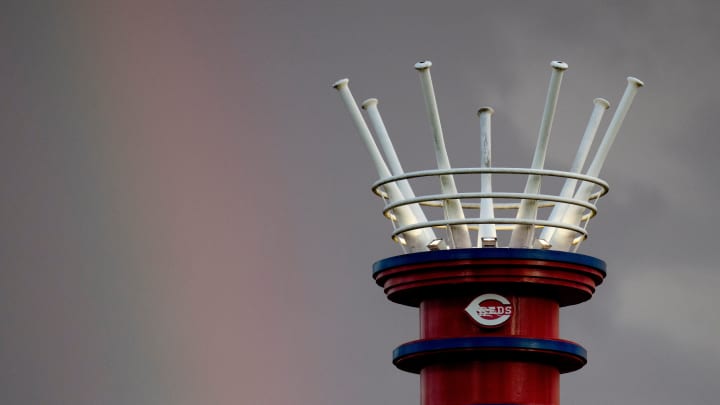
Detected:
left=373, top=247, right=606, bottom=275
left=393, top=336, right=587, bottom=374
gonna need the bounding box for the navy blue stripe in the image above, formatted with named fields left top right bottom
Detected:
left=393, top=336, right=587, bottom=361
left=373, top=248, right=605, bottom=275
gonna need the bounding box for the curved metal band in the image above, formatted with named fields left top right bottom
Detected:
left=370, top=166, right=609, bottom=250
left=371, top=167, right=609, bottom=195
left=390, top=217, right=590, bottom=243
left=381, top=191, right=599, bottom=216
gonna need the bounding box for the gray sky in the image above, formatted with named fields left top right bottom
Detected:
left=1, top=0, right=719, bottom=404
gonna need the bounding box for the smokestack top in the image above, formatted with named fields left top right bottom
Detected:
left=332, top=59, right=643, bottom=254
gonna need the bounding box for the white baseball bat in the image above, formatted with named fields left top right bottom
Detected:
left=550, top=77, right=644, bottom=250
left=415, top=61, right=472, bottom=248
left=333, top=78, right=435, bottom=251
left=362, top=98, right=441, bottom=246
left=510, top=61, right=568, bottom=248
left=477, top=107, right=497, bottom=247
left=537, top=97, right=609, bottom=247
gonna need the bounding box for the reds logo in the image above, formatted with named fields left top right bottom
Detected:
left=465, top=294, right=513, bottom=327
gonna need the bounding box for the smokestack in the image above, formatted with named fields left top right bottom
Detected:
left=332, top=59, right=642, bottom=405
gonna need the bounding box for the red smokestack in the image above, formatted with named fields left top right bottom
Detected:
left=374, top=248, right=604, bottom=405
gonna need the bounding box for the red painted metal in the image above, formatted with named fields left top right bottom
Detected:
left=375, top=258, right=604, bottom=307
left=422, top=361, right=559, bottom=405
left=374, top=251, right=605, bottom=405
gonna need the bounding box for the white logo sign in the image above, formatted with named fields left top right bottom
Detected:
left=465, top=294, right=513, bottom=327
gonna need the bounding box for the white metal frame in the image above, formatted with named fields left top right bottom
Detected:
left=372, top=167, right=608, bottom=252
left=332, top=60, right=643, bottom=253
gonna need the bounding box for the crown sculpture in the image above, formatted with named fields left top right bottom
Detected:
left=332, top=60, right=643, bottom=405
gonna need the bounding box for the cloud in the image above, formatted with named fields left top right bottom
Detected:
left=615, top=266, right=720, bottom=359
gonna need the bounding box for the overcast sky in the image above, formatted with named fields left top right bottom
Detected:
left=1, top=1, right=719, bottom=404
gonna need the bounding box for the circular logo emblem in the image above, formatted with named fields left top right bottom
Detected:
left=465, top=294, right=513, bottom=327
